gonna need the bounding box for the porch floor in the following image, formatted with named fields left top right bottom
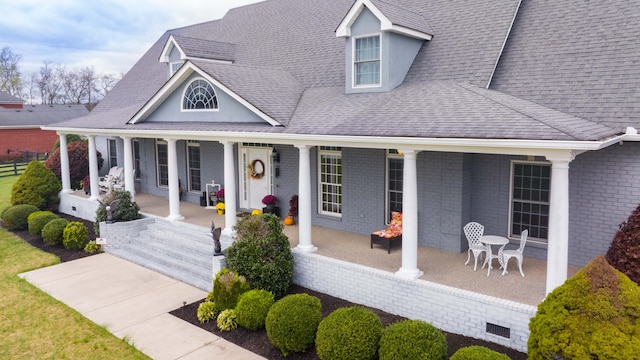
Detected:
left=107, top=192, right=581, bottom=306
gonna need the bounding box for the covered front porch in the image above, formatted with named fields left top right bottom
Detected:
left=123, top=192, right=580, bottom=306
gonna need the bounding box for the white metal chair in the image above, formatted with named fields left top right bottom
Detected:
left=463, top=222, right=487, bottom=271
left=501, top=229, right=528, bottom=277
left=99, top=167, right=123, bottom=192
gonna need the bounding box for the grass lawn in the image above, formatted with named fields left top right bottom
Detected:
left=0, top=176, right=150, bottom=359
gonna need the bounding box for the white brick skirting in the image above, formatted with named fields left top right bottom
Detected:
left=59, top=192, right=100, bottom=222
left=292, top=249, right=535, bottom=352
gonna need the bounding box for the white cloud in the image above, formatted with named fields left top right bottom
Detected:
left=0, top=0, right=262, bottom=76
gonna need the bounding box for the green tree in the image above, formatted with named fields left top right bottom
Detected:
left=11, top=161, right=61, bottom=210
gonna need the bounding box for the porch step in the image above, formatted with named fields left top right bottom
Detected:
left=108, top=219, right=215, bottom=291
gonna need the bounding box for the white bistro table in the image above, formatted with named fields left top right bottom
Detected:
left=480, top=235, right=509, bottom=277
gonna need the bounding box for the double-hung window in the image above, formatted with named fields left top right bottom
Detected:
left=510, top=161, right=551, bottom=241
left=318, top=147, right=342, bottom=216
left=387, top=150, right=403, bottom=224
left=156, top=139, right=168, bottom=187
left=187, top=140, right=201, bottom=192
left=354, top=35, right=380, bottom=86
left=133, top=139, right=140, bottom=180
left=108, top=139, right=117, bottom=167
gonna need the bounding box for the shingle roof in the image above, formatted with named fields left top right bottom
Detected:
left=49, top=0, right=629, bottom=143
left=170, top=35, right=236, bottom=62
left=490, top=0, right=640, bottom=132
left=370, top=0, right=434, bottom=35
left=0, top=90, right=22, bottom=105
left=285, top=82, right=618, bottom=141
left=0, top=104, right=89, bottom=127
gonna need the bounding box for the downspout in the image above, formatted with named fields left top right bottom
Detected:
left=485, top=0, right=522, bottom=89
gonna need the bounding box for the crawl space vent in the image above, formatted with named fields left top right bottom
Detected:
left=486, top=322, right=510, bottom=338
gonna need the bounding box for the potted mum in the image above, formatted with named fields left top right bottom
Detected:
left=262, top=194, right=278, bottom=210
left=216, top=188, right=225, bottom=203
left=215, top=202, right=225, bottom=215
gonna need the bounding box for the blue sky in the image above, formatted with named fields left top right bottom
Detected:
left=0, top=0, right=262, bottom=77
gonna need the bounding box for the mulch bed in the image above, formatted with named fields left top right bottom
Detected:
left=10, top=212, right=527, bottom=360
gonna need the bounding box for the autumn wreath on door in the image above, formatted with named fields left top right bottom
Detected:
left=248, top=159, right=266, bottom=179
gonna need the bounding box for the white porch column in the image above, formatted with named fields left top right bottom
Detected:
left=222, top=141, right=238, bottom=237
left=122, top=136, right=135, bottom=201
left=87, top=135, right=100, bottom=201
left=58, top=133, right=72, bottom=193
left=166, top=138, right=183, bottom=221
left=396, top=149, right=423, bottom=279
left=296, top=145, right=316, bottom=252
left=545, top=153, right=573, bottom=294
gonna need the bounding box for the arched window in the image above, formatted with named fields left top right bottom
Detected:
left=182, top=78, right=218, bottom=110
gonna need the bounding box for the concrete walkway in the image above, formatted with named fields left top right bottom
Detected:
left=19, top=253, right=265, bottom=360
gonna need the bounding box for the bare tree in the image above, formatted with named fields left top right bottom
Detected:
left=0, top=47, right=23, bottom=96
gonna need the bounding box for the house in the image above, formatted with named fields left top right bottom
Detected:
left=0, top=91, right=89, bottom=159
left=43, top=0, right=640, bottom=351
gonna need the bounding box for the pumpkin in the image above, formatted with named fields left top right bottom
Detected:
left=283, top=217, right=294, bottom=226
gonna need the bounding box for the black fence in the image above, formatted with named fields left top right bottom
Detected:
left=0, top=152, right=49, bottom=178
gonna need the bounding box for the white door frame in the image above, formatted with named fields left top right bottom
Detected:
left=238, top=145, right=273, bottom=210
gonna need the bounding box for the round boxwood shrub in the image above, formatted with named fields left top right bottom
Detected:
left=62, top=221, right=89, bottom=250
left=1, top=204, right=40, bottom=230
left=27, top=210, right=55, bottom=223
left=11, top=160, right=61, bottom=210
left=379, top=319, right=447, bottom=360
left=84, top=240, right=103, bottom=254
left=28, top=213, right=59, bottom=236
left=226, top=213, right=294, bottom=298
left=316, top=306, right=382, bottom=360
left=235, top=289, right=274, bottom=331
left=450, top=345, right=511, bottom=360
left=266, top=293, right=322, bottom=356
left=528, top=256, right=640, bottom=359
left=210, top=268, right=251, bottom=313
left=197, top=301, right=219, bottom=324
left=42, top=218, right=69, bottom=245
left=217, top=309, right=238, bottom=331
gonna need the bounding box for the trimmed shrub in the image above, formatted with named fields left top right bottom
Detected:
left=315, top=306, right=382, bottom=360
left=450, top=345, right=511, bottom=360
left=11, top=161, right=61, bottom=209
left=226, top=213, right=294, bottom=298
left=84, top=240, right=103, bottom=254
left=42, top=218, right=69, bottom=245
left=94, top=190, right=141, bottom=234
left=217, top=309, right=238, bottom=331
left=1, top=204, right=40, bottom=230
left=210, top=268, right=251, bottom=313
left=528, top=256, right=640, bottom=359
left=235, top=289, right=274, bottom=331
left=28, top=213, right=59, bottom=236
left=266, top=293, right=322, bottom=356
left=27, top=210, right=55, bottom=223
left=379, top=319, right=447, bottom=360
left=45, top=140, right=103, bottom=190
left=606, top=203, right=640, bottom=285
left=62, top=221, right=89, bottom=250
left=197, top=301, right=219, bottom=324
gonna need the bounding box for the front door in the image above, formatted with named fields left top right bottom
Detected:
left=238, top=146, right=272, bottom=210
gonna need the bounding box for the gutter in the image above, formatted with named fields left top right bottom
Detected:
left=41, top=124, right=626, bottom=158
left=486, top=0, right=522, bottom=89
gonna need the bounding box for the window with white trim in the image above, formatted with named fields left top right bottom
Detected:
left=170, top=61, right=183, bottom=76
left=187, top=140, right=201, bottom=192
left=108, top=139, right=117, bottom=167
left=182, top=78, right=218, bottom=110
left=156, top=139, right=168, bottom=187
left=510, top=161, right=550, bottom=241
left=354, top=35, right=380, bottom=86
left=133, top=139, right=140, bottom=180
left=318, top=147, right=342, bottom=216
left=386, top=150, right=403, bottom=224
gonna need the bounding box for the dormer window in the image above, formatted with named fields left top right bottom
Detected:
left=354, top=35, right=381, bottom=86
left=182, top=78, right=218, bottom=110
left=170, top=61, right=183, bottom=76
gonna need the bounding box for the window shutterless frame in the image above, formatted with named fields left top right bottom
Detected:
left=155, top=139, right=168, bottom=188
left=318, top=147, right=343, bottom=217
left=352, top=34, right=381, bottom=88
left=186, top=140, right=201, bottom=192
left=508, top=160, right=551, bottom=242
